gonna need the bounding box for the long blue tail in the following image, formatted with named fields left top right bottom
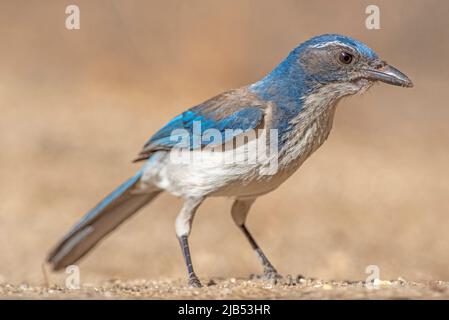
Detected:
left=47, top=171, right=161, bottom=270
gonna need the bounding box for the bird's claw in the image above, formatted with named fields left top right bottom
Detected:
left=250, top=269, right=283, bottom=282
left=188, top=276, right=202, bottom=288
left=264, top=270, right=283, bottom=281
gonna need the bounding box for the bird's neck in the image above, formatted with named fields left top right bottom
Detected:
left=250, top=65, right=346, bottom=165
left=250, top=55, right=337, bottom=147
left=250, top=54, right=311, bottom=120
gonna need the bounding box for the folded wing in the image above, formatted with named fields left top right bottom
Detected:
left=134, top=89, right=266, bottom=161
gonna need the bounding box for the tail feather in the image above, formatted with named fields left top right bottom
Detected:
left=47, top=172, right=161, bottom=271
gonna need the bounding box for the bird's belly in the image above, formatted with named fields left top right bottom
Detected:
left=140, top=137, right=283, bottom=198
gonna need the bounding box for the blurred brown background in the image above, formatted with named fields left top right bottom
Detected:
left=0, top=0, right=448, bottom=285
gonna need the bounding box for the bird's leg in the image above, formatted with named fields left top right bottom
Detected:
left=178, top=235, right=201, bottom=287
left=231, top=198, right=281, bottom=279
left=240, top=225, right=280, bottom=278
left=176, top=197, right=203, bottom=287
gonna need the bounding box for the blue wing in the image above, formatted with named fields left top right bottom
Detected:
left=134, top=91, right=265, bottom=161
left=148, top=107, right=263, bottom=148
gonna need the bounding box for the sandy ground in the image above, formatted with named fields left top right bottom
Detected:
left=1, top=1, right=449, bottom=300
left=3, top=277, right=449, bottom=299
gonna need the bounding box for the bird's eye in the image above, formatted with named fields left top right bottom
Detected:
left=338, top=51, right=353, bottom=64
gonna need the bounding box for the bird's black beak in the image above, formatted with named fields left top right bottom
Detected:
left=362, top=64, right=413, bottom=88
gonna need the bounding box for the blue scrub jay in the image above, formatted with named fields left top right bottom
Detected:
left=47, top=34, right=412, bottom=287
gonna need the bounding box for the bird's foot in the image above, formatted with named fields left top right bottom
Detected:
left=263, top=269, right=283, bottom=281
left=188, top=276, right=202, bottom=288
left=250, top=268, right=283, bottom=282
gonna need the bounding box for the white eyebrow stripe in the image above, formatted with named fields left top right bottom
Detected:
left=310, top=41, right=353, bottom=50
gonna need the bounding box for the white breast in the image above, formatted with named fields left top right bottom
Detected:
left=278, top=95, right=337, bottom=170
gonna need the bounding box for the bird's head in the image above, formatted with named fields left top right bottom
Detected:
left=256, top=34, right=413, bottom=103
left=296, top=34, right=412, bottom=95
